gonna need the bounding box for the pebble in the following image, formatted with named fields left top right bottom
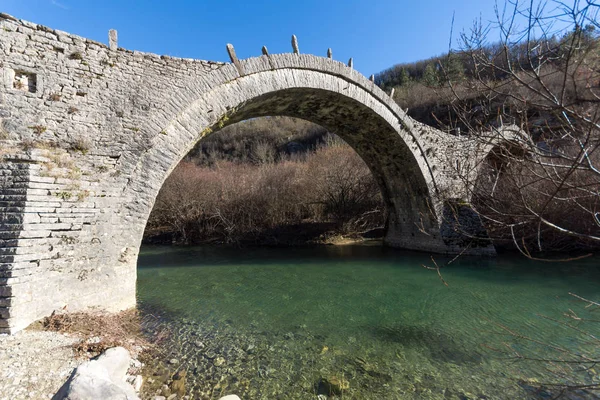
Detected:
left=169, top=358, right=179, bottom=365
left=214, top=357, right=226, bottom=367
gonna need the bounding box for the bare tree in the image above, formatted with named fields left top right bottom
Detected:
left=441, top=0, right=600, bottom=255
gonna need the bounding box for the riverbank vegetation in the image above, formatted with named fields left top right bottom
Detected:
left=145, top=118, right=384, bottom=245
left=39, top=310, right=152, bottom=359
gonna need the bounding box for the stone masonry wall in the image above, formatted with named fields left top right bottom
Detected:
left=0, top=13, right=495, bottom=333
left=0, top=14, right=226, bottom=332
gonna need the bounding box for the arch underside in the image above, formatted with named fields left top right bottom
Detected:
left=130, top=80, right=460, bottom=254
left=228, top=89, right=430, bottom=201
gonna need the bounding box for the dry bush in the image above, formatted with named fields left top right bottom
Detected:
left=41, top=309, right=154, bottom=359
left=146, top=143, right=384, bottom=244
left=305, top=145, right=384, bottom=229
left=454, top=1, right=600, bottom=254
left=473, top=143, right=600, bottom=252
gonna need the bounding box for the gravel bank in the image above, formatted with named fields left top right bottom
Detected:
left=0, top=330, right=83, bottom=400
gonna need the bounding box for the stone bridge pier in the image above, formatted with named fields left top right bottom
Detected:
left=0, top=14, right=496, bottom=333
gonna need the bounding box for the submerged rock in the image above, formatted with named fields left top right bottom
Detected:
left=316, top=376, right=350, bottom=396
left=170, top=370, right=186, bottom=397
left=214, top=357, right=226, bottom=367
left=160, top=384, right=171, bottom=397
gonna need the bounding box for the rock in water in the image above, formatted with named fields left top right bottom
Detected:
left=218, top=396, right=241, bottom=400
left=316, top=376, right=350, bottom=396
left=214, top=357, right=226, bottom=367
left=170, top=369, right=186, bottom=397
left=329, top=376, right=350, bottom=393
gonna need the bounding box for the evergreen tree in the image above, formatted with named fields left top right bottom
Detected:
left=441, top=53, right=465, bottom=83
left=422, top=63, right=439, bottom=86
left=399, top=67, right=411, bottom=86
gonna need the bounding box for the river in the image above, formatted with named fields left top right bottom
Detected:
left=137, top=244, right=600, bottom=399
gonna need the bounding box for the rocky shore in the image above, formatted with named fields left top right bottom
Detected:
left=0, top=319, right=243, bottom=400
left=0, top=330, right=83, bottom=400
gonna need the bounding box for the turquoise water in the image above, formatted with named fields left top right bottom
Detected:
left=137, top=244, right=600, bottom=399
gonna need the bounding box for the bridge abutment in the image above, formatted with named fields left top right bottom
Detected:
left=0, top=154, right=137, bottom=333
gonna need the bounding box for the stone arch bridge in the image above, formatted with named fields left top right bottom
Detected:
left=0, top=14, right=499, bottom=333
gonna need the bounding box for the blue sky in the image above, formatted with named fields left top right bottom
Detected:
left=2, top=0, right=501, bottom=75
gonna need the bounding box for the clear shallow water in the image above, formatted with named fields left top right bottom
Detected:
left=137, top=245, right=600, bottom=399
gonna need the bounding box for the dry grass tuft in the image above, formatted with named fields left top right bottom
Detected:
left=41, top=309, right=157, bottom=359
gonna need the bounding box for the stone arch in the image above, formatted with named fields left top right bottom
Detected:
left=116, top=58, right=457, bottom=262
left=466, top=126, right=528, bottom=201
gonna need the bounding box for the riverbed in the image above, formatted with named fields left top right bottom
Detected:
left=137, top=244, right=600, bottom=399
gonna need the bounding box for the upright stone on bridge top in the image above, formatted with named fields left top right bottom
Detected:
left=370, top=74, right=375, bottom=82
left=348, top=58, right=353, bottom=69
left=226, top=43, right=245, bottom=76
left=108, top=29, right=118, bottom=51
left=291, top=35, right=299, bottom=54
left=327, top=48, right=332, bottom=58
left=390, top=88, right=395, bottom=99
left=262, top=46, right=269, bottom=56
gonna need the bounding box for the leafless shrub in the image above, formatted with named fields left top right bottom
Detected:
left=146, top=144, right=384, bottom=244
left=305, top=145, right=384, bottom=227
left=443, top=0, right=600, bottom=254
left=29, top=125, right=46, bottom=135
